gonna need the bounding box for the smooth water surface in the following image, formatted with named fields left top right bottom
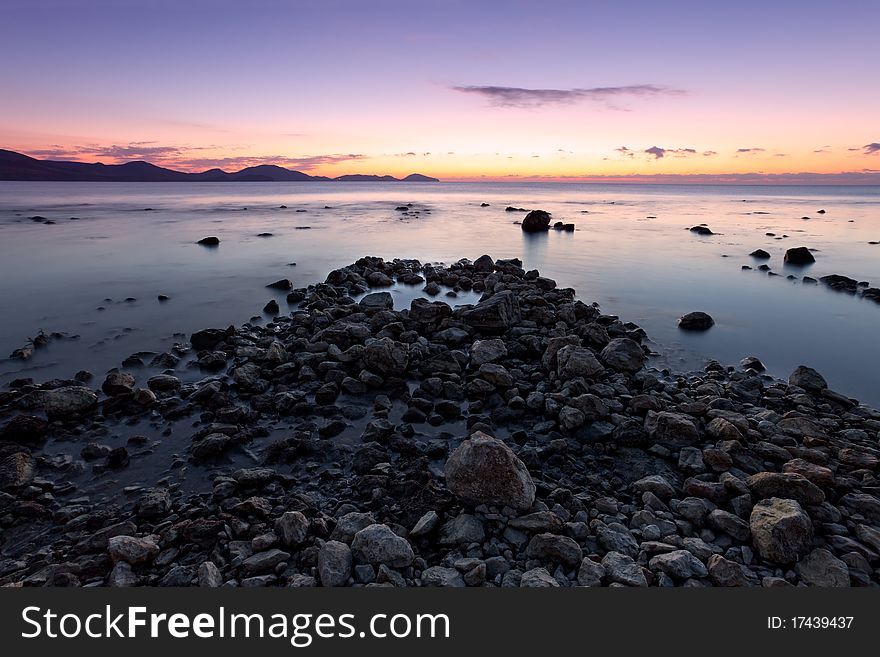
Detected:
left=1, top=182, right=878, bottom=404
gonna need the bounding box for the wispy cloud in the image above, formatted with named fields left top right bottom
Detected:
left=864, top=142, right=880, bottom=155
left=615, top=146, right=635, bottom=158
left=736, top=147, right=765, bottom=154
left=703, top=150, right=718, bottom=156
left=29, top=142, right=191, bottom=161
left=181, top=153, right=365, bottom=172
left=451, top=84, right=683, bottom=108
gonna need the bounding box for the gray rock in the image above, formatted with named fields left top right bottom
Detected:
left=359, top=292, right=394, bottom=310
left=242, top=549, right=290, bottom=575
left=410, top=510, right=440, bottom=538
left=107, top=535, right=159, bottom=565
left=0, top=452, right=35, bottom=489
left=788, top=365, right=828, bottom=391
left=708, top=509, right=751, bottom=541
left=330, top=512, right=375, bottom=543
left=275, top=511, right=310, bottom=547
left=459, top=291, right=521, bottom=332
left=108, top=562, right=138, bottom=587
left=707, top=554, right=759, bottom=587
left=519, top=567, right=560, bottom=587
left=438, top=514, right=486, bottom=545
left=678, top=312, right=714, bottom=331
left=577, top=558, right=606, bottom=586
left=363, top=338, right=409, bottom=376
left=351, top=524, right=414, bottom=567
left=470, top=339, right=507, bottom=366
left=601, top=551, right=647, bottom=587
left=318, top=540, right=353, bottom=587
left=198, top=561, right=223, bottom=587
left=795, top=548, right=850, bottom=587
left=422, top=566, right=466, bottom=587
left=599, top=338, right=645, bottom=372
left=23, top=386, right=98, bottom=415
left=525, top=533, right=583, bottom=567
left=750, top=498, right=813, bottom=564
left=556, top=345, right=604, bottom=379
left=747, top=472, right=825, bottom=506
left=444, top=431, right=535, bottom=511
left=649, top=549, right=708, bottom=579
left=645, top=411, right=700, bottom=448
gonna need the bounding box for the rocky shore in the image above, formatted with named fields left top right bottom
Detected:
left=1, top=255, right=879, bottom=588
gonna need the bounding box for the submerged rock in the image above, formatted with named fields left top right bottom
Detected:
left=521, top=209, right=552, bottom=232
left=783, top=246, right=815, bottom=264
left=678, top=311, right=714, bottom=331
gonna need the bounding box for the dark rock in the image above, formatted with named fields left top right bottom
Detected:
left=521, top=210, right=552, bottom=232
left=783, top=246, right=815, bottom=264
left=678, top=311, right=714, bottom=331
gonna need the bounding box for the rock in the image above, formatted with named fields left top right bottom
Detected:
left=242, top=549, right=290, bottom=575
left=708, top=509, right=751, bottom=541
left=645, top=411, right=700, bottom=448
left=521, top=210, right=552, bottom=232
left=525, top=533, right=583, bottom=567
left=782, top=459, right=834, bottom=487
left=363, top=338, right=409, bottom=376
left=788, top=365, right=827, bottom=391
left=478, top=363, right=514, bottom=387
left=577, top=558, right=606, bottom=586
left=266, top=278, right=293, bottom=290
left=649, top=550, right=708, bottom=579
left=747, top=472, right=825, bottom=506
left=599, top=338, right=645, bottom=372
left=101, top=371, right=136, bottom=396
left=706, top=554, right=758, bottom=586
left=444, top=431, right=535, bottom=511
left=795, top=548, right=849, bottom=587
left=0, top=452, right=35, bottom=489
left=107, top=535, right=159, bottom=565
left=198, top=561, right=223, bottom=587
left=749, top=498, right=814, bottom=564
left=740, top=356, right=765, bottom=372
left=318, top=540, right=353, bottom=587
left=784, top=246, right=815, bottom=264
left=519, top=567, right=560, bottom=587
left=633, top=475, right=676, bottom=500
left=263, top=299, right=280, bottom=314
left=749, top=249, right=771, bottom=259
left=275, top=511, right=309, bottom=547
left=470, top=339, right=507, bottom=366
left=473, top=254, right=495, bottom=272
left=197, top=236, right=220, bottom=246
left=359, top=292, right=393, bottom=310
left=1, top=415, right=48, bottom=444
left=351, top=524, right=414, bottom=567
left=190, top=327, right=232, bottom=350
left=438, top=514, right=486, bottom=545
left=410, top=510, right=440, bottom=538
left=137, top=488, right=171, bottom=518
left=23, top=386, right=98, bottom=415
left=422, top=566, right=466, bottom=587
left=678, top=311, right=714, bottom=331
left=330, top=512, right=375, bottom=543
left=147, top=374, right=181, bottom=393
left=690, top=225, right=714, bottom=235
left=601, top=551, right=647, bottom=587
left=556, top=345, right=604, bottom=379
left=108, top=562, right=138, bottom=587
left=460, top=290, right=521, bottom=332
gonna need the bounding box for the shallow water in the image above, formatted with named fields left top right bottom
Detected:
left=1, top=181, right=878, bottom=405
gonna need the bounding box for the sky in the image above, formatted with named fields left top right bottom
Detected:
left=2, top=0, right=879, bottom=182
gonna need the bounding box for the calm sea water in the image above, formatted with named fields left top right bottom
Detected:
left=1, top=181, right=878, bottom=405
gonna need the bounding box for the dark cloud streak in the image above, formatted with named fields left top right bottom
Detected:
left=451, top=84, right=683, bottom=108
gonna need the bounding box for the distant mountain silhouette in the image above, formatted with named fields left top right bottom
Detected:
left=0, top=149, right=440, bottom=182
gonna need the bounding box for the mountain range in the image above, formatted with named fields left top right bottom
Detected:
left=0, top=149, right=440, bottom=183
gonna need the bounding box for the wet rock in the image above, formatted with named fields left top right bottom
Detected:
left=749, top=249, right=771, bottom=259
left=788, top=365, right=827, bottom=391
left=102, top=371, right=135, bottom=396
left=750, top=498, right=813, bottom=564
left=359, top=292, right=394, bottom=310
left=690, top=225, right=714, bottom=235
left=784, top=246, right=815, bottom=264
left=521, top=210, right=552, bottom=232
left=678, top=311, right=714, bottom=331
left=197, top=236, right=220, bottom=246
left=267, top=278, right=293, bottom=290
left=23, top=386, right=98, bottom=416
left=445, top=431, right=535, bottom=511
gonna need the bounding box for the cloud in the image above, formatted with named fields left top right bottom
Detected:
left=451, top=84, right=683, bottom=108
left=703, top=150, right=718, bottom=156
left=644, top=146, right=697, bottom=159
left=736, top=148, right=765, bottom=154
left=615, top=146, right=635, bottom=158
left=181, top=153, right=366, bottom=172
left=864, top=142, right=880, bottom=155
left=30, top=142, right=189, bottom=161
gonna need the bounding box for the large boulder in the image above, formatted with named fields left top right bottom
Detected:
left=784, top=246, right=815, bottom=264
left=102, top=371, right=136, bottom=396
left=409, top=298, right=452, bottom=325
left=678, top=311, right=714, bottom=331
left=747, top=472, right=825, bottom=506
left=359, top=292, right=394, bottom=311
left=600, top=338, right=646, bottom=372
left=521, top=209, right=551, bottom=232
left=362, top=338, right=409, bottom=376
left=556, top=345, right=604, bottom=379
left=459, top=290, right=521, bottom=332
left=788, top=365, right=827, bottom=391
left=351, top=524, right=414, bottom=568
left=444, top=431, right=535, bottom=511
left=749, top=498, right=814, bottom=564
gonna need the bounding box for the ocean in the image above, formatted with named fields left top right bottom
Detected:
left=1, top=181, right=878, bottom=405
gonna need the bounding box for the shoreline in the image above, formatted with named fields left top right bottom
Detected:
left=1, top=255, right=878, bottom=587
